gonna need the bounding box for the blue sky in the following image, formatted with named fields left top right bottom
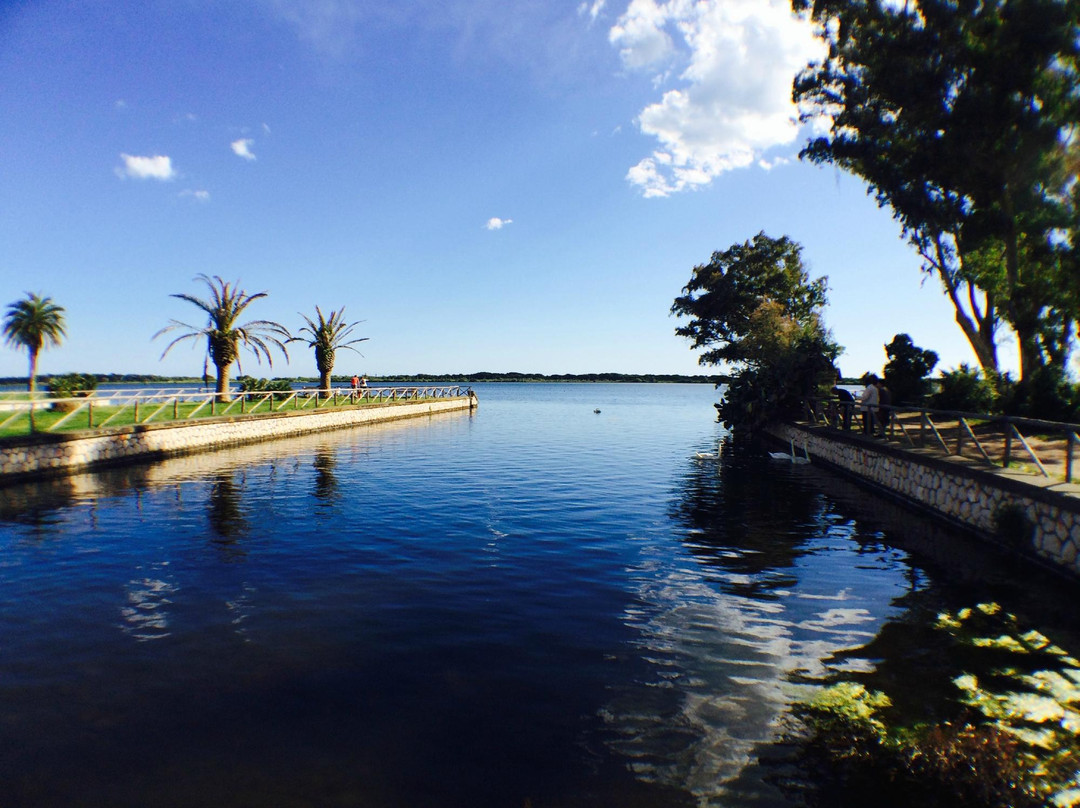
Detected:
left=1, top=0, right=1007, bottom=380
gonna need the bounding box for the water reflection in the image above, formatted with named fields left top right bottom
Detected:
left=311, top=449, right=339, bottom=506
left=607, top=437, right=1080, bottom=806
left=601, top=439, right=917, bottom=806
left=0, top=386, right=1077, bottom=808
left=120, top=561, right=177, bottom=642
left=0, top=417, right=429, bottom=528
left=207, top=471, right=249, bottom=550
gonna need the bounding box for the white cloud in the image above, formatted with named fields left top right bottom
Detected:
left=484, top=217, right=513, bottom=230
left=181, top=189, right=211, bottom=202
left=231, top=138, right=257, bottom=160
left=609, top=0, right=675, bottom=70
left=578, top=0, right=607, bottom=23
left=117, top=154, right=176, bottom=181
left=610, top=0, right=825, bottom=197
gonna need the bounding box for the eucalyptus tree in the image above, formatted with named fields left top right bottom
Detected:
left=155, top=275, right=290, bottom=400
left=672, top=233, right=840, bottom=430
left=2, top=292, right=67, bottom=394
left=793, top=0, right=1080, bottom=381
left=290, top=306, right=368, bottom=393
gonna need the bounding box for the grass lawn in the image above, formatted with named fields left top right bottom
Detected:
left=0, top=392, right=443, bottom=441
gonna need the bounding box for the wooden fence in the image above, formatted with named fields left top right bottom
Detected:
left=805, top=398, right=1080, bottom=483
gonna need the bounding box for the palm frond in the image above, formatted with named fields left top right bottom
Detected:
left=156, top=276, right=289, bottom=380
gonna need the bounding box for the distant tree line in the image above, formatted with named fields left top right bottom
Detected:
left=0, top=371, right=719, bottom=386
left=350, top=372, right=720, bottom=384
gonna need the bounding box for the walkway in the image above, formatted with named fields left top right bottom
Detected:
left=801, top=403, right=1080, bottom=501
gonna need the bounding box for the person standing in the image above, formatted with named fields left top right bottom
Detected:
left=858, top=374, right=879, bottom=435
left=875, top=377, right=892, bottom=437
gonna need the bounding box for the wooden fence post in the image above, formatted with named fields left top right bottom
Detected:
left=1067, top=432, right=1076, bottom=483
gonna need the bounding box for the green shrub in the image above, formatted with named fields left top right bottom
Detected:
left=236, top=376, right=293, bottom=400
left=998, top=367, right=1080, bottom=422
left=931, top=365, right=997, bottom=412
left=993, top=503, right=1035, bottom=549
left=47, top=373, right=97, bottom=411
left=47, top=372, right=97, bottom=399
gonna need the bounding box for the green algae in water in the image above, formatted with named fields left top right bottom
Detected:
left=793, top=602, right=1080, bottom=808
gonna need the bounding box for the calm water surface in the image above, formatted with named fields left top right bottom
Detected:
left=0, top=383, right=1076, bottom=807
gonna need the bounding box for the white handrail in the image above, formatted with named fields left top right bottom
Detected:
left=0, top=385, right=470, bottom=436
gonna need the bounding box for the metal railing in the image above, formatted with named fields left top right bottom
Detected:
left=0, top=386, right=472, bottom=438
left=805, top=398, right=1080, bottom=483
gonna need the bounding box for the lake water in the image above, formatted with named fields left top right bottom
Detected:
left=0, top=383, right=1076, bottom=807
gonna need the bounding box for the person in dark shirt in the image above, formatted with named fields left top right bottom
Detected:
left=832, top=385, right=854, bottom=430
left=875, top=377, right=892, bottom=437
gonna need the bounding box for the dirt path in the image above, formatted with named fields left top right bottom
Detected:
left=877, top=412, right=1077, bottom=482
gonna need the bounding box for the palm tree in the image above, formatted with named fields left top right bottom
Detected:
left=3, top=292, right=67, bottom=394
left=290, top=306, right=368, bottom=393
left=155, top=275, right=290, bottom=400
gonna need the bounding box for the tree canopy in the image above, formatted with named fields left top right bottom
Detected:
left=672, top=233, right=829, bottom=366
left=154, top=275, right=290, bottom=399
left=672, top=233, right=840, bottom=430
left=290, top=306, right=368, bottom=393
left=2, top=292, right=67, bottom=394
left=793, top=0, right=1080, bottom=382
left=883, top=333, right=939, bottom=405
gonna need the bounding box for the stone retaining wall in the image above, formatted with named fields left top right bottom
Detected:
left=0, top=396, right=476, bottom=483
left=769, top=423, right=1080, bottom=580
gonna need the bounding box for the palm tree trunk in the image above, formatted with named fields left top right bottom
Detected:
left=320, top=370, right=332, bottom=394
left=27, top=348, right=38, bottom=431
left=216, top=364, right=232, bottom=402
left=27, top=348, right=38, bottom=394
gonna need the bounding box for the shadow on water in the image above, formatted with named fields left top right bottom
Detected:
left=672, top=436, right=839, bottom=591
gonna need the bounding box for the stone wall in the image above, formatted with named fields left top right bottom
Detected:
left=769, top=423, right=1080, bottom=580
left=0, top=396, right=477, bottom=482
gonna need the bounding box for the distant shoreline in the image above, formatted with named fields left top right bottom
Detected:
left=1, top=372, right=724, bottom=386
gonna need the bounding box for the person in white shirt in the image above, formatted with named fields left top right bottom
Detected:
left=858, top=375, right=880, bottom=434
